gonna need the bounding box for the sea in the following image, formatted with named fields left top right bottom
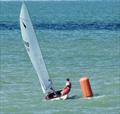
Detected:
left=0, top=1, right=120, bottom=114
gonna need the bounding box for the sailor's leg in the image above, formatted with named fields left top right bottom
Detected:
left=61, top=87, right=70, bottom=96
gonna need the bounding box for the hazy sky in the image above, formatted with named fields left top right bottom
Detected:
left=1, top=0, right=119, bottom=1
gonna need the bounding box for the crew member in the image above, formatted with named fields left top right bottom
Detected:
left=61, top=78, right=72, bottom=96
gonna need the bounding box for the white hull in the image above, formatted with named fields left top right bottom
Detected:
left=50, top=94, right=68, bottom=101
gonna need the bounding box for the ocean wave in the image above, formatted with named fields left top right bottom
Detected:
left=0, top=21, right=120, bottom=31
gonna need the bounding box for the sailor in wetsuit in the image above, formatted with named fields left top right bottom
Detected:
left=45, top=78, right=72, bottom=100
left=61, top=78, right=72, bottom=96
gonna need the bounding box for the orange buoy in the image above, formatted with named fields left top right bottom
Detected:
left=80, top=77, right=93, bottom=97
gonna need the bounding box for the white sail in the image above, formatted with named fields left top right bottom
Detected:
left=20, top=3, right=54, bottom=94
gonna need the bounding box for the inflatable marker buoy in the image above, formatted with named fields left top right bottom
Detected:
left=80, top=77, right=93, bottom=97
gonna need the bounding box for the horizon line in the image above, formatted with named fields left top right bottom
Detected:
left=1, top=0, right=119, bottom=1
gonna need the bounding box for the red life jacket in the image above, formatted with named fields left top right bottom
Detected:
left=61, top=81, right=72, bottom=95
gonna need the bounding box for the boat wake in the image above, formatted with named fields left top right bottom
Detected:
left=68, top=94, right=106, bottom=100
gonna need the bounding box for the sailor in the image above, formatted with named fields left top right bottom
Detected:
left=61, top=78, right=72, bottom=96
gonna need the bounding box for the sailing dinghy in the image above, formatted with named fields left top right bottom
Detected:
left=20, top=2, right=68, bottom=100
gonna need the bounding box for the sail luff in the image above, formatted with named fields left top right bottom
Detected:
left=20, top=3, right=54, bottom=94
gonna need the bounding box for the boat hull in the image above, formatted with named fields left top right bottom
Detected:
left=50, top=94, right=68, bottom=101
left=45, top=90, right=68, bottom=101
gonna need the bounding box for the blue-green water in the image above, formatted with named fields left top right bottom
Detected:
left=0, top=1, right=120, bottom=114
